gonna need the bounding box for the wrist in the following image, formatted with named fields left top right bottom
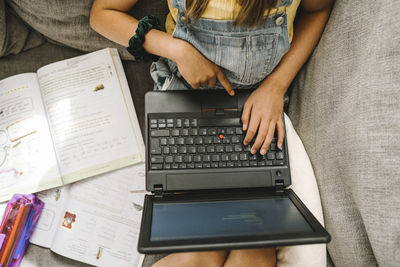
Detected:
left=259, top=75, right=287, bottom=96
left=168, top=38, right=189, bottom=62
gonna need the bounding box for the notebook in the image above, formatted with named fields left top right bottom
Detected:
left=138, top=90, right=330, bottom=253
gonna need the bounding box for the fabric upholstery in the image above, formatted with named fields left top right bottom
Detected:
left=6, top=0, right=169, bottom=60
left=288, top=0, right=400, bottom=266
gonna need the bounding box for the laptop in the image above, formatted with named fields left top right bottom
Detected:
left=138, top=90, right=330, bottom=254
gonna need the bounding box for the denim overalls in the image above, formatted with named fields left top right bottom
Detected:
left=151, top=0, right=293, bottom=91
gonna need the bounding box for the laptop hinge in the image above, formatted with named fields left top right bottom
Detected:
left=154, top=184, right=164, bottom=199
left=275, top=180, right=284, bottom=193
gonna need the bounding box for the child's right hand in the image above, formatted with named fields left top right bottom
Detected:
left=172, top=39, right=235, bottom=96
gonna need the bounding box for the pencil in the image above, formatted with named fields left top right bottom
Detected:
left=0, top=205, right=26, bottom=265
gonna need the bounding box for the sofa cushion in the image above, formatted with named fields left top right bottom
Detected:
left=288, top=0, right=400, bottom=266
left=6, top=0, right=169, bottom=60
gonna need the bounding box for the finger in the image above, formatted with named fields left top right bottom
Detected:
left=260, top=122, right=276, bottom=155
left=241, top=102, right=251, bottom=131
left=208, top=76, right=216, bottom=88
left=200, top=81, right=208, bottom=88
left=243, top=113, right=260, bottom=146
left=216, top=70, right=235, bottom=96
left=190, top=82, right=200, bottom=89
left=251, top=120, right=269, bottom=154
left=276, top=118, right=285, bottom=149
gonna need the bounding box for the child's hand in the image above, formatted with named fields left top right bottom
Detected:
left=172, top=39, right=234, bottom=96
left=241, top=83, right=285, bottom=155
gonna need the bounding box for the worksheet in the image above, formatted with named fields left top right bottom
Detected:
left=30, top=163, right=146, bottom=267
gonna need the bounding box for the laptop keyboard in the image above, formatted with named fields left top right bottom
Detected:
left=149, top=117, right=285, bottom=170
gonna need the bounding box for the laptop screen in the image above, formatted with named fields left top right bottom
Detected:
left=150, top=197, right=313, bottom=242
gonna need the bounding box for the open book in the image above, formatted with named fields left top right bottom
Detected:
left=0, top=48, right=143, bottom=202
left=28, top=163, right=146, bottom=267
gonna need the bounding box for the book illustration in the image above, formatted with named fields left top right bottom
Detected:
left=0, top=130, right=9, bottom=167
left=35, top=209, right=56, bottom=232
left=94, top=84, right=104, bottom=92
left=62, top=212, right=76, bottom=229
left=6, top=117, right=38, bottom=142
left=96, top=246, right=103, bottom=260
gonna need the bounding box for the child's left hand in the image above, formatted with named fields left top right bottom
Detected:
left=241, top=81, right=285, bottom=155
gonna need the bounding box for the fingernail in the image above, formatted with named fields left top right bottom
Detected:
left=242, top=124, right=247, bottom=131
left=230, top=91, right=235, bottom=96
left=278, top=143, right=282, bottom=150
left=251, top=149, right=256, bottom=154
left=260, top=148, right=266, bottom=155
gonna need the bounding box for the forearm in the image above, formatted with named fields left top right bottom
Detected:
left=90, top=0, right=180, bottom=60
left=261, top=1, right=333, bottom=93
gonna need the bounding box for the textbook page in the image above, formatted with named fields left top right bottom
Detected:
left=49, top=163, right=146, bottom=267
left=37, top=48, right=142, bottom=184
left=0, top=73, right=62, bottom=202
left=29, top=186, right=70, bottom=248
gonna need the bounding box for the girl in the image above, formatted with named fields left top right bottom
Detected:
left=90, top=0, right=332, bottom=266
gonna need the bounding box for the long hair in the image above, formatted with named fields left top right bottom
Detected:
left=186, top=0, right=279, bottom=27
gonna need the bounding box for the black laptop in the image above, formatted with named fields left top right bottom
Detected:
left=138, top=90, right=330, bottom=254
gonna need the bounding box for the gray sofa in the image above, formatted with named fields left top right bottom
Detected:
left=1, top=0, right=399, bottom=266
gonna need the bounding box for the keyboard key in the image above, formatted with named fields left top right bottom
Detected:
left=231, top=136, right=240, bottom=144
left=178, top=147, right=187, bottom=154
left=158, top=119, right=166, bottom=124
left=216, top=146, right=224, bottom=153
left=195, top=137, right=204, bottom=145
left=165, top=156, right=173, bottom=163
left=195, top=163, right=203, bottom=168
left=188, top=146, right=196, bottom=153
left=211, top=162, right=219, bottom=168
left=218, top=162, right=227, bottom=168
left=211, top=155, right=220, bottom=162
left=242, top=161, right=249, bottom=167
left=150, top=119, right=157, bottom=124
left=167, top=123, right=173, bottom=128
left=235, top=127, right=243, bottom=135
left=266, top=160, right=273, bottom=166
left=204, top=137, right=213, bottom=144
left=234, top=145, right=243, bottom=152
left=274, top=160, right=284, bottom=166
left=163, top=147, right=170, bottom=154
left=234, top=162, right=242, bottom=167
left=151, top=147, right=161, bottom=155
left=276, top=151, right=284, bottom=160
left=180, top=129, right=189, bottom=136
left=160, top=138, right=167, bottom=146
left=194, top=155, right=202, bottom=162
left=171, top=147, right=178, bottom=154
left=151, top=164, right=163, bottom=170
left=184, top=155, right=193, bottom=163
left=164, top=164, right=171, bottom=169
left=189, top=129, right=198, bottom=136
left=208, top=128, right=217, bottom=135
left=206, top=146, right=215, bottom=153
left=213, top=137, right=222, bottom=144
left=190, top=119, right=198, bottom=127
left=176, top=119, right=182, bottom=127
left=167, top=119, right=174, bottom=124
left=199, top=128, right=207, bottom=135
left=174, top=156, right=183, bottom=163
left=244, top=145, right=251, bottom=152
left=203, top=163, right=211, bottom=168
left=176, top=138, right=185, bottom=145
left=227, top=162, right=234, bottom=167
left=227, top=128, right=235, bottom=135
left=230, top=154, right=239, bottom=161
left=158, top=123, right=166, bottom=129
left=221, top=155, right=229, bottom=161
left=257, top=161, right=266, bottom=166
left=225, top=146, right=233, bottom=152
left=150, top=123, right=157, bottom=129
left=179, top=163, right=187, bottom=169
left=150, top=138, right=160, bottom=148
left=172, top=164, right=179, bottom=169
left=185, top=137, right=194, bottom=145
left=270, top=143, right=277, bottom=151
left=250, top=161, right=257, bottom=167
left=168, top=138, right=175, bottom=145
left=197, top=147, right=206, bottom=153
left=188, top=163, right=195, bottom=169
left=151, top=130, right=169, bottom=137
left=202, top=155, right=211, bottom=162
left=222, top=137, right=231, bottom=144
left=183, top=119, right=190, bottom=127
left=151, top=156, right=163, bottom=164
left=171, top=129, right=180, bottom=136
left=267, top=152, right=275, bottom=160
left=239, top=153, right=248, bottom=161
